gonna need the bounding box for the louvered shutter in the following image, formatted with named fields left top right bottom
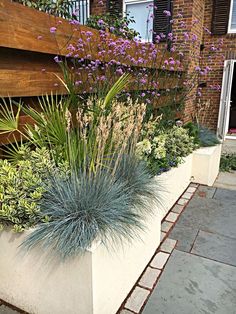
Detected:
left=107, top=0, right=123, bottom=17
left=153, top=0, right=172, bottom=41
left=212, top=0, right=231, bottom=35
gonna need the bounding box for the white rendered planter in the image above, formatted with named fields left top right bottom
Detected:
left=0, top=152, right=213, bottom=314
left=0, top=211, right=162, bottom=314
left=0, top=156, right=194, bottom=314
left=192, top=144, right=222, bottom=186
left=155, top=154, right=193, bottom=218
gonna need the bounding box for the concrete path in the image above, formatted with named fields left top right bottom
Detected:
left=143, top=185, right=236, bottom=314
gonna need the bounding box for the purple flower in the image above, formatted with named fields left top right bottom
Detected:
left=97, top=19, right=105, bottom=26
left=163, top=10, right=171, bottom=17
left=75, top=81, right=82, bottom=86
left=50, top=27, right=57, bottom=34
left=116, top=68, right=124, bottom=75
left=54, top=56, right=62, bottom=63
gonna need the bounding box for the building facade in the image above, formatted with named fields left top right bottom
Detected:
left=89, top=0, right=236, bottom=139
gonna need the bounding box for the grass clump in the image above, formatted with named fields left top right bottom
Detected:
left=23, top=156, right=159, bottom=259
left=184, top=122, right=220, bottom=147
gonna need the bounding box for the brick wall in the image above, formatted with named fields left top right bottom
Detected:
left=171, top=0, right=206, bottom=124
left=199, top=0, right=232, bottom=129
left=173, top=0, right=234, bottom=129
left=89, top=0, right=234, bottom=129
left=90, top=0, right=106, bottom=15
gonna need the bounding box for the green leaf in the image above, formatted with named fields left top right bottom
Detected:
left=0, top=98, right=21, bottom=134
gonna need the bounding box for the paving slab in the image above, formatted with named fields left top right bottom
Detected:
left=139, top=267, right=161, bottom=289
left=169, top=225, right=199, bottom=252
left=222, top=139, right=236, bottom=154
left=160, top=238, right=177, bottom=253
left=120, top=309, right=134, bottom=314
left=161, top=221, right=173, bottom=233
left=125, top=286, right=150, bottom=313
left=171, top=204, right=184, bottom=214
left=191, top=230, right=236, bottom=266
left=0, top=306, right=19, bottom=314
left=214, top=172, right=236, bottom=191
left=150, top=252, right=170, bottom=269
left=213, top=188, right=236, bottom=201
left=175, top=190, right=236, bottom=239
left=196, top=185, right=216, bottom=198
left=165, top=212, right=179, bottom=223
left=143, top=250, right=236, bottom=314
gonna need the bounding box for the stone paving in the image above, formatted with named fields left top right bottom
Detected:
left=142, top=184, right=236, bottom=314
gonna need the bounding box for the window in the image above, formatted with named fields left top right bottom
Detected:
left=229, top=0, right=236, bottom=32
left=124, top=0, right=154, bottom=41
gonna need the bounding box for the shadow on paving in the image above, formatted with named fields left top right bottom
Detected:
left=143, top=186, right=236, bottom=314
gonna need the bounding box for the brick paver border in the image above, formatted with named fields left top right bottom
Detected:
left=118, top=183, right=199, bottom=314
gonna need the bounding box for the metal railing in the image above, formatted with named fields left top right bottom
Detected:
left=70, top=0, right=90, bottom=25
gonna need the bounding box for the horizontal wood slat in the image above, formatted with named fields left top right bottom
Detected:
left=0, top=0, right=177, bottom=66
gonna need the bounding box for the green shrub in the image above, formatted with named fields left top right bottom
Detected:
left=15, top=0, right=75, bottom=19
left=136, top=125, right=196, bottom=174
left=86, top=13, right=139, bottom=40
left=220, top=153, right=236, bottom=172
left=0, top=147, right=68, bottom=232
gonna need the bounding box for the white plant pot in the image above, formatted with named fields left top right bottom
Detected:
left=192, top=144, right=222, bottom=186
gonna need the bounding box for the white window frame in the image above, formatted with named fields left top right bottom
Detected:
left=217, top=60, right=236, bottom=140
left=123, top=0, right=154, bottom=42
left=228, top=0, right=236, bottom=33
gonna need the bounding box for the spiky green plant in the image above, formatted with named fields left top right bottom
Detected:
left=22, top=155, right=159, bottom=259
left=0, top=98, right=21, bottom=134
left=0, top=74, right=132, bottom=166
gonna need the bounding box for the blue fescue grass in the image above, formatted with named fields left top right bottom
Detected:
left=22, top=155, right=160, bottom=259
left=199, top=126, right=220, bottom=147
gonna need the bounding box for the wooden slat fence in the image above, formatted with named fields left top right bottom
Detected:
left=0, top=0, right=185, bottom=144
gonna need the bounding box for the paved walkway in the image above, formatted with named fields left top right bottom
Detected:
left=142, top=185, right=236, bottom=314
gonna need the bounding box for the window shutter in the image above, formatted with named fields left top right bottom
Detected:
left=212, top=0, right=231, bottom=35
left=153, top=0, right=172, bottom=41
left=107, top=0, right=123, bottom=17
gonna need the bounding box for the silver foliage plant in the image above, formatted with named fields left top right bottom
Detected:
left=22, top=156, right=160, bottom=259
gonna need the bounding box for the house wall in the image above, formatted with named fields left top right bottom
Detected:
left=90, top=0, right=234, bottom=130
left=90, top=0, right=106, bottom=15
left=199, top=0, right=234, bottom=129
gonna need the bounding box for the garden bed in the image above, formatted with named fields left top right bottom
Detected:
left=0, top=154, right=196, bottom=314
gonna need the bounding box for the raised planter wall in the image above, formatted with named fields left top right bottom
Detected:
left=192, top=144, right=222, bottom=186
left=155, top=154, right=193, bottom=219
left=0, top=146, right=222, bottom=314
